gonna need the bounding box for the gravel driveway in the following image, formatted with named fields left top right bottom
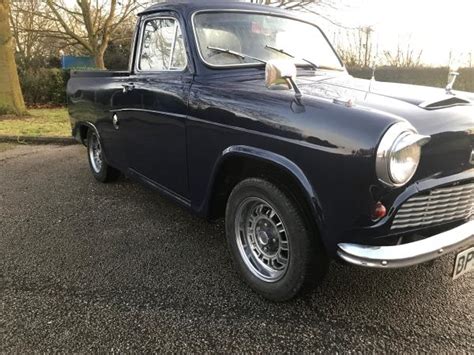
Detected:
left=1, top=145, right=473, bottom=352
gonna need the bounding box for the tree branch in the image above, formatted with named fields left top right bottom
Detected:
left=46, top=0, right=92, bottom=52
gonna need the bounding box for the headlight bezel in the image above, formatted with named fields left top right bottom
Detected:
left=376, top=122, right=430, bottom=187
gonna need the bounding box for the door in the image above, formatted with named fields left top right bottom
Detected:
left=100, top=76, right=141, bottom=171
left=120, top=15, right=191, bottom=199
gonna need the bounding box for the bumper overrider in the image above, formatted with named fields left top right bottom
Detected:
left=338, top=220, right=474, bottom=268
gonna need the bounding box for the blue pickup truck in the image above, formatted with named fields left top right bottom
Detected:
left=67, top=1, right=474, bottom=301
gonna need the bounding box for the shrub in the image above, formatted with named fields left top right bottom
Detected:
left=0, top=104, right=13, bottom=115
left=18, top=68, right=70, bottom=107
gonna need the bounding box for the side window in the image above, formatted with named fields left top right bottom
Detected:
left=139, top=18, right=187, bottom=71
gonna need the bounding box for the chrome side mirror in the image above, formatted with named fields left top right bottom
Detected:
left=265, top=60, right=296, bottom=89
left=265, top=60, right=302, bottom=99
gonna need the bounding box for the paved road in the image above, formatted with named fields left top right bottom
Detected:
left=1, top=145, right=473, bottom=352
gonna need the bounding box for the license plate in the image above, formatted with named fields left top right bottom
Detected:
left=452, top=246, right=474, bottom=280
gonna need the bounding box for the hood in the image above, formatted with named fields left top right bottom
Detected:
left=300, top=74, right=474, bottom=107
left=292, top=73, right=473, bottom=134
left=295, top=73, right=474, bottom=179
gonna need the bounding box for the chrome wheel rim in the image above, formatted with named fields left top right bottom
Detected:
left=88, top=132, right=103, bottom=173
left=235, top=197, right=289, bottom=282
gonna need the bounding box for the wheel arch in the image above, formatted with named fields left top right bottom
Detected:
left=205, top=145, right=325, bottom=236
left=74, top=121, right=100, bottom=146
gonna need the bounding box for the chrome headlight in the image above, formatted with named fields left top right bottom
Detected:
left=376, top=122, right=430, bottom=187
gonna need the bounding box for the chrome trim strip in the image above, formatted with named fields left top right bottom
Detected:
left=409, top=187, right=473, bottom=200
left=396, top=203, right=472, bottom=215
left=429, top=183, right=474, bottom=194
left=395, top=205, right=472, bottom=218
left=337, top=220, right=474, bottom=268
left=391, top=214, right=472, bottom=230
left=110, top=108, right=187, bottom=119
left=168, top=20, right=179, bottom=69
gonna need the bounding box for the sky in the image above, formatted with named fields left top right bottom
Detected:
left=313, top=0, right=474, bottom=66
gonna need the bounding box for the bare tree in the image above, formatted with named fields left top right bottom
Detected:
left=10, top=0, right=63, bottom=68
left=250, top=0, right=343, bottom=16
left=335, top=26, right=374, bottom=67
left=36, top=0, right=140, bottom=69
left=384, top=42, right=423, bottom=68
left=0, top=0, right=25, bottom=114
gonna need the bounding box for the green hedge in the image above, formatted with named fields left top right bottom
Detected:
left=19, top=68, right=70, bottom=106
left=348, top=66, right=474, bottom=93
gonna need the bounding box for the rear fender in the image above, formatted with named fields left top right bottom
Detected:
left=73, top=121, right=101, bottom=146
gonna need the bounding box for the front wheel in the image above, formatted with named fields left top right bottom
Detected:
left=86, top=130, right=120, bottom=183
left=225, top=178, right=328, bottom=301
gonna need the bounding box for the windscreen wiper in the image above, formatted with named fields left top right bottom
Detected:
left=264, top=45, right=318, bottom=70
left=207, top=46, right=267, bottom=64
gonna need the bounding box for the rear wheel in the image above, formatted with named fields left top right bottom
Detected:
left=86, top=130, right=120, bottom=182
left=225, top=178, right=328, bottom=301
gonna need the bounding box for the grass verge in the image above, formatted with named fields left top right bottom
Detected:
left=0, top=108, right=70, bottom=137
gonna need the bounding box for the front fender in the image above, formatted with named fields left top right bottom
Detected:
left=202, top=145, right=325, bottom=230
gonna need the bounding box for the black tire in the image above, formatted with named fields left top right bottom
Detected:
left=225, top=178, right=328, bottom=302
left=86, top=129, right=120, bottom=183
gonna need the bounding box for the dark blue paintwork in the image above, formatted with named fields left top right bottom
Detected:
left=67, top=1, right=474, bottom=257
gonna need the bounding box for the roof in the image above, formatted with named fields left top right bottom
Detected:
left=138, top=0, right=292, bottom=17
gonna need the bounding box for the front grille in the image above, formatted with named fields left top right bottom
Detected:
left=391, top=182, right=474, bottom=230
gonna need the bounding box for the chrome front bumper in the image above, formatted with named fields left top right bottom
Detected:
left=337, top=220, right=474, bottom=268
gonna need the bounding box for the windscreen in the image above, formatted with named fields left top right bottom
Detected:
left=193, top=12, right=343, bottom=69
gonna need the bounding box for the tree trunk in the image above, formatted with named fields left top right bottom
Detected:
left=93, top=48, right=106, bottom=70
left=94, top=54, right=105, bottom=70
left=0, top=0, right=26, bottom=115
